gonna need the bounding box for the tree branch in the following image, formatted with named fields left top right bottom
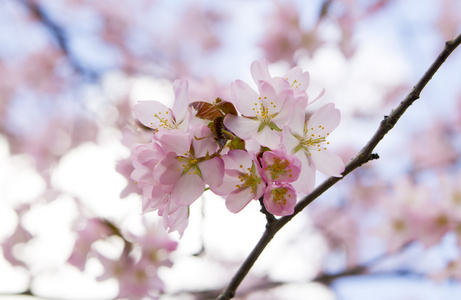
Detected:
left=20, top=0, right=99, bottom=80
left=217, top=33, right=461, bottom=300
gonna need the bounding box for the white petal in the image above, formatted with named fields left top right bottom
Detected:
left=251, top=60, right=272, bottom=83
left=254, top=127, right=282, bottom=149
left=133, top=101, right=171, bottom=129
left=225, top=188, right=254, bottom=213
left=172, top=79, right=189, bottom=123
left=308, top=103, right=340, bottom=134
left=171, top=173, right=205, bottom=206
left=292, top=154, right=315, bottom=194
left=309, top=150, right=345, bottom=177
left=224, top=115, right=260, bottom=140
left=230, top=80, right=260, bottom=116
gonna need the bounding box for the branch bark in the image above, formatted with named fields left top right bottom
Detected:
left=217, top=33, right=461, bottom=300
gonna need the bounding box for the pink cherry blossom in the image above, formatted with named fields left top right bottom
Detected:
left=260, top=149, right=301, bottom=184
left=96, top=252, right=164, bottom=300
left=282, top=102, right=345, bottom=194
left=68, top=218, right=113, bottom=271
left=224, top=80, right=294, bottom=148
left=154, top=125, right=224, bottom=206
left=250, top=59, right=311, bottom=106
left=133, top=79, right=190, bottom=132
left=131, top=141, right=185, bottom=235
left=211, top=150, right=265, bottom=213
left=263, top=183, right=297, bottom=216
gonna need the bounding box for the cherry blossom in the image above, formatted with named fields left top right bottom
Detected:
left=282, top=102, right=345, bottom=194
left=154, top=125, right=224, bottom=206
left=133, top=80, right=190, bottom=133
left=68, top=218, right=114, bottom=271
left=211, top=150, right=265, bottom=213
left=258, top=149, right=301, bottom=216
left=224, top=80, right=294, bottom=149
left=263, top=183, right=297, bottom=216
left=250, top=59, right=311, bottom=106
left=260, top=149, right=301, bottom=183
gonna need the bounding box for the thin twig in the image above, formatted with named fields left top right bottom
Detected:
left=20, top=0, right=99, bottom=80
left=217, top=33, right=461, bottom=300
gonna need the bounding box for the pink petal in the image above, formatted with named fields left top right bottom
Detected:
left=156, top=152, right=183, bottom=185
left=199, top=156, right=224, bottom=188
left=163, top=204, right=189, bottom=237
left=172, top=79, right=189, bottom=123
left=224, top=114, right=260, bottom=140
left=230, top=80, right=260, bottom=116
left=171, top=172, right=205, bottom=206
left=227, top=149, right=253, bottom=169
left=189, top=125, right=216, bottom=157
left=210, top=172, right=241, bottom=196
left=251, top=60, right=272, bottom=83
left=271, top=92, right=295, bottom=126
left=154, top=129, right=190, bottom=155
left=133, top=101, right=171, bottom=129
left=292, top=153, right=316, bottom=194
left=286, top=101, right=306, bottom=136
left=309, top=150, right=345, bottom=177
left=253, top=126, right=282, bottom=149
left=282, top=128, right=301, bottom=155
left=225, top=188, right=254, bottom=213
left=308, top=103, right=340, bottom=134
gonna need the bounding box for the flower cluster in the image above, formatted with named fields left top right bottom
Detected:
left=131, top=60, right=345, bottom=235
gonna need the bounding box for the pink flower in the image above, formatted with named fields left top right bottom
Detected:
left=224, top=60, right=324, bottom=149
left=263, top=183, right=297, bottom=216
left=282, top=102, right=344, bottom=194
left=131, top=124, right=223, bottom=235
left=68, top=218, right=113, bottom=271
left=161, top=203, right=189, bottom=237
left=133, top=79, right=190, bottom=132
left=131, top=142, right=168, bottom=213
left=96, top=253, right=164, bottom=300
left=211, top=150, right=265, bottom=213
left=258, top=149, right=301, bottom=216
left=260, top=149, right=301, bottom=183
left=251, top=60, right=311, bottom=106
left=154, top=125, right=224, bottom=206
left=131, top=141, right=187, bottom=235
left=224, top=80, right=294, bottom=148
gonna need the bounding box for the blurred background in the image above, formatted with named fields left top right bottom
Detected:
left=1, top=0, right=461, bottom=299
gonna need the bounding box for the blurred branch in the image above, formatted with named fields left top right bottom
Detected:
left=0, top=288, right=111, bottom=300
left=176, top=241, right=417, bottom=299
left=20, top=0, right=99, bottom=80
left=217, top=33, right=461, bottom=300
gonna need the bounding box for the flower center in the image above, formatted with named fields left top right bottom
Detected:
left=253, top=97, right=277, bottom=124
left=294, top=124, right=330, bottom=155
left=151, top=110, right=177, bottom=132
left=271, top=187, right=291, bottom=205
left=235, top=164, right=262, bottom=193
left=176, top=151, right=200, bottom=176
left=265, top=157, right=292, bottom=181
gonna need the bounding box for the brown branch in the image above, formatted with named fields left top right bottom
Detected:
left=217, top=33, right=461, bottom=300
